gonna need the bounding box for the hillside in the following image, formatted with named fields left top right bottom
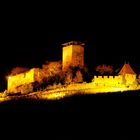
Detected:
left=1, top=82, right=140, bottom=103
left=0, top=88, right=140, bottom=139
left=1, top=89, right=140, bottom=111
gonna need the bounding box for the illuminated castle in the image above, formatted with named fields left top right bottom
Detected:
left=62, top=41, right=84, bottom=70
left=7, top=41, right=85, bottom=92
left=7, top=41, right=139, bottom=93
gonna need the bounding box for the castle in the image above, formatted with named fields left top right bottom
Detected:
left=7, top=41, right=139, bottom=93
left=7, top=41, right=85, bottom=93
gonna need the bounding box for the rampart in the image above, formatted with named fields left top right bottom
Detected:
left=92, top=75, right=123, bottom=86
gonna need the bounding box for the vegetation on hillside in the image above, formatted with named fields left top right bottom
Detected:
left=95, top=64, right=114, bottom=75
left=9, top=67, right=29, bottom=76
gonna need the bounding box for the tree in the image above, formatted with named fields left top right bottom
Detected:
left=64, top=65, right=91, bottom=83
left=73, top=70, right=83, bottom=83
left=81, top=66, right=92, bottom=82
left=10, top=67, right=29, bottom=76
left=41, top=61, right=63, bottom=85
left=63, top=68, right=73, bottom=84
left=42, top=61, right=62, bottom=77
left=95, top=64, right=113, bottom=75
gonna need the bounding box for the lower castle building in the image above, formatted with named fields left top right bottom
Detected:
left=7, top=68, right=42, bottom=93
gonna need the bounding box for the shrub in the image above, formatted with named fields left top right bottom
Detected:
left=20, top=83, right=33, bottom=94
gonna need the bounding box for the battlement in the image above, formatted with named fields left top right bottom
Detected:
left=93, top=75, right=123, bottom=86
left=93, top=74, right=136, bottom=86
left=94, top=75, right=122, bottom=79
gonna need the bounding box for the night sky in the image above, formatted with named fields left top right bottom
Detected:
left=0, top=3, right=139, bottom=90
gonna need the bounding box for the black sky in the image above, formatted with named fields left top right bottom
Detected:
left=0, top=2, right=140, bottom=90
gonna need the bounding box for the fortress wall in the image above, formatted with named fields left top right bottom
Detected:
left=7, top=68, right=38, bottom=91
left=93, top=75, right=123, bottom=86
left=125, top=74, right=136, bottom=85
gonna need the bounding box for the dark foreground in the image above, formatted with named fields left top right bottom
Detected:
left=0, top=90, right=140, bottom=139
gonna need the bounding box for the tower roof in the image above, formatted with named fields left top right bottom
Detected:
left=118, top=63, right=136, bottom=75
left=62, top=41, right=85, bottom=46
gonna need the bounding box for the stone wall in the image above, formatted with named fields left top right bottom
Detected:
left=92, top=75, right=123, bottom=86
left=62, top=46, right=72, bottom=70
left=124, top=74, right=136, bottom=85
left=72, top=45, right=84, bottom=67
left=93, top=74, right=136, bottom=86
left=7, top=68, right=41, bottom=92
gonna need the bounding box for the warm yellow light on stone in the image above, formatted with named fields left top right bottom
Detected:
left=62, top=41, right=84, bottom=70
left=7, top=68, right=41, bottom=92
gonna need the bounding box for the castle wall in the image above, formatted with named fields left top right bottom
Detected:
left=124, top=74, right=136, bottom=85
left=93, top=75, right=123, bottom=86
left=7, top=68, right=41, bottom=91
left=93, top=74, right=137, bottom=86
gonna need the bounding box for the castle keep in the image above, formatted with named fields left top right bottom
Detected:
left=62, top=41, right=84, bottom=70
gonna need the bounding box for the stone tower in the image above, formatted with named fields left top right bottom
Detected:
left=62, top=41, right=84, bottom=70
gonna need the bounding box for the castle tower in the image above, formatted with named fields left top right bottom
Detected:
left=62, top=41, right=85, bottom=70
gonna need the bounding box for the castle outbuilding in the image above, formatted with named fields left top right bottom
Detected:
left=118, top=63, right=136, bottom=75
left=7, top=68, right=42, bottom=93
left=62, top=41, right=84, bottom=70
left=118, top=63, right=136, bottom=85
